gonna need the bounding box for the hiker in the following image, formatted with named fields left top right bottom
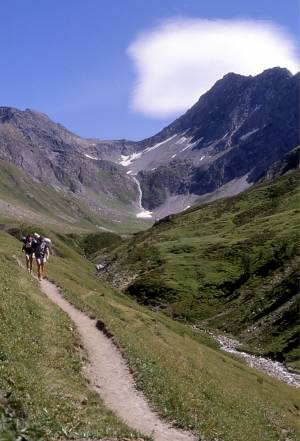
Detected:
left=22, top=234, right=35, bottom=274
left=34, top=235, right=50, bottom=281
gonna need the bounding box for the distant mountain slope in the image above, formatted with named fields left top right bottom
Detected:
left=259, top=145, right=300, bottom=182
left=0, top=107, right=145, bottom=220
left=114, top=68, right=299, bottom=215
left=0, top=159, right=148, bottom=233
left=98, top=171, right=300, bottom=367
left=1, top=67, right=298, bottom=220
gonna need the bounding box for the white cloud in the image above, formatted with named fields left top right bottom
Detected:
left=128, top=18, right=299, bottom=118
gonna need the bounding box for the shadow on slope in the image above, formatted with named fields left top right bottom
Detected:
left=0, top=159, right=151, bottom=233
left=98, top=171, right=300, bottom=367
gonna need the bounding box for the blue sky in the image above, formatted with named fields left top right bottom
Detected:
left=1, top=0, right=298, bottom=140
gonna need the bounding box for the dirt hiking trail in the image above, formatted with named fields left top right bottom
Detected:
left=40, top=279, right=197, bottom=441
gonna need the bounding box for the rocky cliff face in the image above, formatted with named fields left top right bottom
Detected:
left=0, top=67, right=298, bottom=220
left=115, top=68, right=299, bottom=215
left=0, top=107, right=140, bottom=217
left=259, top=145, right=300, bottom=182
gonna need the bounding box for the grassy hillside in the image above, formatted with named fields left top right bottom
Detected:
left=56, top=230, right=123, bottom=259
left=0, top=231, right=140, bottom=440
left=0, top=221, right=299, bottom=441
left=98, top=171, right=300, bottom=367
left=0, top=159, right=150, bottom=233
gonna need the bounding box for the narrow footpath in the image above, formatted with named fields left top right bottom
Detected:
left=40, top=279, right=197, bottom=441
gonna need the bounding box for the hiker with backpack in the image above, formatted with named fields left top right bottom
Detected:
left=34, top=235, right=50, bottom=281
left=22, top=234, right=35, bottom=274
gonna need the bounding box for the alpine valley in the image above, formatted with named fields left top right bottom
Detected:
left=0, top=66, right=299, bottom=441
left=0, top=67, right=299, bottom=222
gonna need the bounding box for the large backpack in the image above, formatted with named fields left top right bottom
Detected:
left=36, top=241, right=47, bottom=257
left=25, top=238, right=33, bottom=249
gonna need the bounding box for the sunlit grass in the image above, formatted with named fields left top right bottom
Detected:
left=0, top=231, right=140, bottom=440
left=41, top=229, right=300, bottom=441
left=103, top=171, right=300, bottom=363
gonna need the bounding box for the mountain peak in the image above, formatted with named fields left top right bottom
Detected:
left=220, top=71, right=247, bottom=81
left=259, top=66, right=293, bottom=78
left=0, top=106, right=20, bottom=119
left=0, top=67, right=298, bottom=219
left=24, top=108, right=52, bottom=120
left=126, top=67, right=299, bottom=213
left=220, top=67, right=293, bottom=83
left=0, top=106, right=52, bottom=125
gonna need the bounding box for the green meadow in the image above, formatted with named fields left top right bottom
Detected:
left=0, top=171, right=299, bottom=440
left=102, top=171, right=300, bottom=368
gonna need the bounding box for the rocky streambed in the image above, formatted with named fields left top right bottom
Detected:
left=192, top=326, right=300, bottom=388
left=215, top=334, right=300, bottom=388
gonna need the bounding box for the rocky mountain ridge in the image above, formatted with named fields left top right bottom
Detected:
left=260, top=145, right=300, bottom=182
left=119, top=68, right=299, bottom=215
left=0, top=107, right=144, bottom=221
left=0, top=67, right=298, bottom=220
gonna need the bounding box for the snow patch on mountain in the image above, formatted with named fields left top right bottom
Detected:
left=240, top=128, right=260, bottom=141
left=176, top=136, right=188, bottom=145
left=119, top=152, right=143, bottom=166
left=84, top=154, right=98, bottom=160
left=181, top=140, right=199, bottom=152
left=119, top=134, right=180, bottom=170
left=136, top=210, right=153, bottom=218
left=143, top=134, right=178, bottom=154
left=253, top=104, right=261, bottom=112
